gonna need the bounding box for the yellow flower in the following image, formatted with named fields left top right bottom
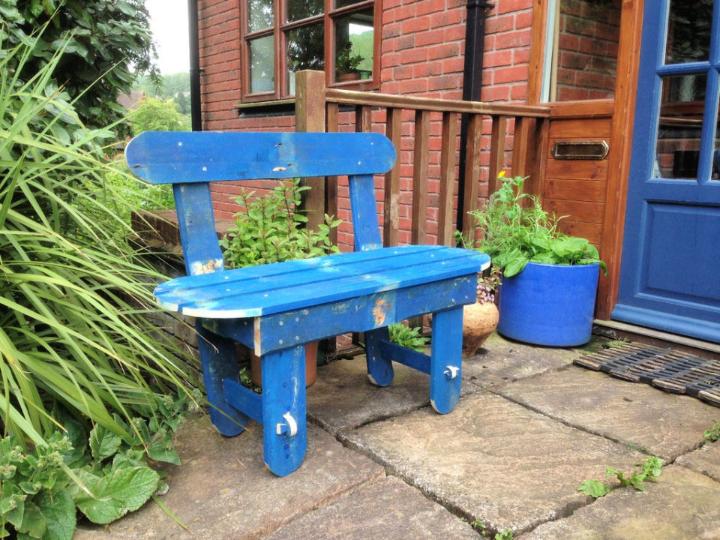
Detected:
left=498, top=170, right=506, bottom=178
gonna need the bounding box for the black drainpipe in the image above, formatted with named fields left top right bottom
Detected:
left=188, top=0, right=202, bottom=131
left=456, top=0, right=492, bottom=234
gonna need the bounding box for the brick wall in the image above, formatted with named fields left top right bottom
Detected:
left=197, top=0, right=534, bottom=249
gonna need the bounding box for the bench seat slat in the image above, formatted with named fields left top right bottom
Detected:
left=158, top=246, right=470, bottom=307
left=155, top=246, right=490, bottom=318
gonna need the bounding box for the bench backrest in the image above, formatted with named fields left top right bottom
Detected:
left=125, top=131, right=396, bottom=275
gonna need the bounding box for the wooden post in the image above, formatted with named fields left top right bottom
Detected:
left=411, top=109, right=431, bottom=244
left=384, top=108, right=402, bottom=246
left=438, top=112, right=458, bottom=246
left=295, top=70, right=327, bottom=229
left=461, top=113, right=482, bottom=236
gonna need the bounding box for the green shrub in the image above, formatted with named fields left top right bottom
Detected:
left=389, top=324, right=427, bottom=352
left=470, top=175, right=604, bottom=277
left=128, top=97, right=190, bottom=135
left=221, top=180, right=341, bottom=268
left=0, top=32, right=195, bottom=445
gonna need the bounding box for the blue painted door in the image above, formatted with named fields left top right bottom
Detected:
left=613, top=0, right=720, bottom=343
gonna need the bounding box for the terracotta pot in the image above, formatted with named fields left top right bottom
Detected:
left=337, top=71, right=361, bottom=82
left=462, top=302, right=499, bottom=355
left=250, top=341, right=318, bottom=388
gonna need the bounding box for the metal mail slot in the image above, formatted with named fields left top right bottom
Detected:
left=552, top=140, right=609, bottom=160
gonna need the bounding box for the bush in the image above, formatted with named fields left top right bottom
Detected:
left=0, top=33, right=195, bottom=445
left=128, top=97, right=190, bottom=135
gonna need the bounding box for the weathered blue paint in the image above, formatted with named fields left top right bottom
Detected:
left=378, top=340, right=431, bottom=374
left=223, top=378, right=263, bottom=423
left=430, top=307, right=463, bottom=414
left=261, top=345, right=307, bottom=477
left=127, top=131, right=492, bottom=477
left=349, top=174, right=383, bottom=251
left=125, top=131, right=396, bottom=184
left=253, top=275, right=478, bottom=355
left=196, top=323, right=248, bottom=436
left=613, top=0, right=720, bottom=343
left=173, top=183, right=224, bottom=276
left=155, top=246, right=488, bottom=318
left=365, top=328, right=394, bottom=386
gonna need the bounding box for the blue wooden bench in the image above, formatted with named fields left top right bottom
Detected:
left=126, top=131, right=490, bottom=476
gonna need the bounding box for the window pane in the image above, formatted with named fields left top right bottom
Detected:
left=249, top=36, right=275, bottom=93
left=286, top=23, right=324, bottom=94
left=247, top=0, right=274, bottom=32
left=550, top=0, right=620, bottom=101
left=335, top=0, right=364, bottom=9
left=334, top=9, right=373, bottom=82
left=665, top=0, right=713, bottom=64
left=655, top=74, right=706, bottom=179
left=287, top=0, right=323, bottom=23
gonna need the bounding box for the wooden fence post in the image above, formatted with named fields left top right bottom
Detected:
left=295, top=70, right=327, bottom=229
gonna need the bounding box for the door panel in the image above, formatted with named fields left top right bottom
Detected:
left=613, top=0, right=720, bottom=342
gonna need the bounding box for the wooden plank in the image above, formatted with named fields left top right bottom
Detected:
left=526, top=0, right=548, bottom=104
left=295, top=70, right=327, bottom=229
left=548, top=99, right=615, bottom=119
left=487, top=116, right=508, bottom=195
left=158, top=247, right=490, bottom=318
left=548, top=118, right=612, bottom=139
left=326, top=102, right=339, bottom=245
left=429, top=306, right=463, bottom=414
left=556, top=221, right=603, bottom=247
left=325, top=88, right=551, bottom=117
left=223, top=378, right=264, bottom=423
left=511, top=116, right=531, bottom=177
left=544, top=199, right=606, bottom=224
left=356, top=105, right=372, bottom=132
left=412, top=110, right=431, bottom=244
left=365, top=328, right=394, bottom=386
left=378, top=340, right=431, bottom=374
left=196, top=324, right=248, bottom=436
left=461, top=114, right=483, bottom=235
left=545, top=178, right=607, bottom=202
left=254, top=275, right=478, bottom=354
left=260, top=345, right=306, bottom=477
left=126, top=132, right=397, bottom=184
left=349, top=173, right=382, bottom=251
left=532, top=116, right=551, bottom=198
left=384, top=108, right=402, bottom=246
left=438, top=112, right=458, bottom=246
left=544, top=152, right=609, bottom=180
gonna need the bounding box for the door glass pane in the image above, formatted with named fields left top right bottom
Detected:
left=546, top=0, right=621, bottom=101
left=334, top=9, right=374, bottom=82
left=665, top=0, right=713, bottom=64
left=287, top=0, right=323, bottom=22
left=655, top=74, right=706, bottom=179
left=247, top=0, right=274, bottom=33
left=249, top=36, right=275, bottom=93
left=286, top=23, right=324, bottom=95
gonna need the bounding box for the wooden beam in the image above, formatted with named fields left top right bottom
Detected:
left=295, top=70, right=327, bottom=229
left=461, top=114, right=482, bottom=236
left=438, top=112, right=458, bottom=246
left=326, top=102, right=339, bottom=245
left=384, top=108, right=402, bottom=246
left=487, top=116, right=508, bottom=195
left=411, top=110, right=430, bottom=244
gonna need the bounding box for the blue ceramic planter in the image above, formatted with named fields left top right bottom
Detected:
left=497, top=262, right=600, bottom=347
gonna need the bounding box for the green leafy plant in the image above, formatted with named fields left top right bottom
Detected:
left=336, top=42, right=364, bottom=74
left=0, top=394, right=193, bottom=539
left=389, top=324, right=428, bottom=352
left=704, top=421, right=720, bottom=442
left=469, top=174, right=605, bottom=277
left=128, top=97, right=191, bottom=135
left=495, top=531, right=513, bottom=540
left=221, top=180, right=341, bottom=268
left=0, top=0, right=155, bottom=131
left=578, top=456, right=664, bottom=499
left=0, top=32, right=195, bottom=445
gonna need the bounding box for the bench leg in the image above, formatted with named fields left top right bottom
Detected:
left=430, top=307, right=463, bottom=414
left=197, top=323, right=249, bottom=436
left=261, top=345, right=307, bottom=477
left=365, top=328, right=394, bottom=387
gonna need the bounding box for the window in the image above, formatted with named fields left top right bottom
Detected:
left=241, top=0, right=379, bottom=101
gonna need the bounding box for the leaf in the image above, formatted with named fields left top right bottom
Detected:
left=578, top=479, right=610, bottom=498
left=17, top=501, right=47, bottom=539
left=503, top=255, right=529, bottom=278
left=75, top=466, right=160, bottom=524
left=89, top=425, right=122, bottom=462
left=33, top=491, right=76, bottom=540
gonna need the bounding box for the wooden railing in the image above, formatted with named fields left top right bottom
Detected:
left=294, top=70, right=551, bottom=246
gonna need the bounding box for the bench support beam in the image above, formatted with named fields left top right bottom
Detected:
left=223, top=378, right=263, bottom=424
left=430, top=307, right=463, bottom=414
left=377, top=339, right=431, bottom=374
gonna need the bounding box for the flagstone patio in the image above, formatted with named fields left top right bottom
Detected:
left=77, top=334, right=720, bottom=539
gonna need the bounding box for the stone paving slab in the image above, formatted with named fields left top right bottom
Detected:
left=463, top=333, right=580, bottom=389
left=308, top=356, right=477, bottom=434
left=341, top=391, right=644, bottom=535
left=76, top=414, right=383, bottom=539
left=521, top=465, right=720, bottom=540
left=499, top=367, right=717, bottom=459
left=677, top=441, right=720, bottom=483
left=267, top=476, right=478, bottom=539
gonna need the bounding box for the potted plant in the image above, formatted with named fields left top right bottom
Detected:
left=221, top=180, right=341, bottom=387
left=462, top=267, right=501, bottom=355
left=469, top=173, right=605, bottom=347
left=336, top=42, right=364, bottom=82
